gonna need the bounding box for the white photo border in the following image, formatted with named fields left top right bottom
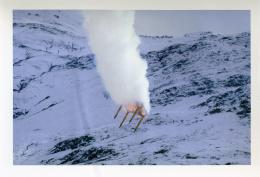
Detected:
left=0, top=0, right=259, bottom=177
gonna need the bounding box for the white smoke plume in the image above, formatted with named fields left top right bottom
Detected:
left=83, top=11, right=150, bottom=113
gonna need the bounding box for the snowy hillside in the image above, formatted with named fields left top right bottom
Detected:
left=13, top=10, right=250, bottom=165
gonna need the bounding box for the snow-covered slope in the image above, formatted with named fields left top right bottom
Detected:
left=13, top=10, right=250, bottom=165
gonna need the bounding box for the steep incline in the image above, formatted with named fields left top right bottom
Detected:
left=13, top=11, right=250, bottom=165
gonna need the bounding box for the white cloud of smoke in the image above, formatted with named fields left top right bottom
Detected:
left=83, top=11, right=150, bottom=113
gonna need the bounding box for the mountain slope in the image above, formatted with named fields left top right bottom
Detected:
left=13, top=10, right=250, bottom=165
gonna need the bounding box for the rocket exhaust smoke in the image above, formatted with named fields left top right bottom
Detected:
left=83, top=11, right=150, bottom=114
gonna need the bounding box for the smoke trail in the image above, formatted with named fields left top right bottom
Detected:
left=83, top=11, right=150, bottom=113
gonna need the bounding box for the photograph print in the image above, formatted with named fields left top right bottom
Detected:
left=13, top=10, right=250, bottom=165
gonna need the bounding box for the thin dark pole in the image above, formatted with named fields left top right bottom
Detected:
left=119, top=111, right=129, bottom=128
left=134, top=116, right=145, bottom=132
left=129, top=107, right=139, bottom=124
left=114, top=105, right=122, bottom=119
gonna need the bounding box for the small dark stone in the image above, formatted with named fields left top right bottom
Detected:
left=184, top=154, right=198, bottom=159
left=154, top=149, right=169, bottom=154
